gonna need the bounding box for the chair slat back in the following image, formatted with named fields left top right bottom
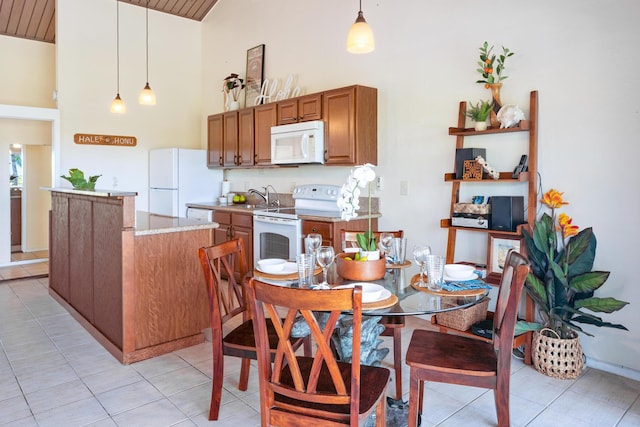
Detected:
left=492, top=250, right=530, bottom=356
left=341, top=229, right=404, bottom=251
left=248, top=278, right=363, bottom=421
left=198, top=239, right=249, bottom=328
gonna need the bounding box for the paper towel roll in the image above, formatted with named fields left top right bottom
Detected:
left=221, top=180, right=230, bottom=196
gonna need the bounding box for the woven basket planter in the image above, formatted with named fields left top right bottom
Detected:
left=532, top=328, right=584, bottom=379
left=435, top=298, right=490, bottom=331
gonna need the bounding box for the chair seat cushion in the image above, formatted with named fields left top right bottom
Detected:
left=223, top=319, right=281, bottom=357
left=274, top=356, right=390, bottom=416
left=406, top=330, right=497, bottom=376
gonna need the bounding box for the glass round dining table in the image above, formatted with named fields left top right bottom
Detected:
left=332, top=263, right=490, bottom=317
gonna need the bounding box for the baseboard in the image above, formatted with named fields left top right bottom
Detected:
left=586, top=356, right=640, bottom=381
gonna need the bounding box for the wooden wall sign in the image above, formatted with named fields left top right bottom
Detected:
left=74, top=133, right=137, bottom=147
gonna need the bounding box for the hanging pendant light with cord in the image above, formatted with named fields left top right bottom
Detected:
left=346, top=0, right=375, bottom=54
left=139, top=0, right=156, bottom=105
left=111, top=0, right=126, bottom=113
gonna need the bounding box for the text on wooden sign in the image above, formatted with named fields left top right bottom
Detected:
left=74, top=134, right=137, bottom=147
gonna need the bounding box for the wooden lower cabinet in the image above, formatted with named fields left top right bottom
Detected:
left=213, top=210, right=254, bottom=273
left=302, top=217, right=378, bottom=255
left=48, top=190, right=214, bottom=364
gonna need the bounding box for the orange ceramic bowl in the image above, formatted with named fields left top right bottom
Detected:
left=336, top=253, right=386, bottom=281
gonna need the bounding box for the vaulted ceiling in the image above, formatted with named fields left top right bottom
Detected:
left=0, top=0, right=219, bottom=44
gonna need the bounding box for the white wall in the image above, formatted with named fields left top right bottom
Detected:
left=202, top=0, right=640, bottom=373
left=56, top=0, right=212, bottom=210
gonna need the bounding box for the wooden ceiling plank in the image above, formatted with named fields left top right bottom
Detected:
left=190, top=0, right=217, bottom=21
left=24, top=0, right=44, bottom=39
left=180, top=0, right=206, bottom=20
left=6, top=0, right=25, bottom=34
left=35, top=0, right=55, bottom=43
left=16, top=0, right=37, bottom=37
left=0, top=0, right=16, bottom=33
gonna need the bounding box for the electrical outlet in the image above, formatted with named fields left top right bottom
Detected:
left=376, top=176, right=383, bottom=191
left=400, top=180, right=409, bottom=196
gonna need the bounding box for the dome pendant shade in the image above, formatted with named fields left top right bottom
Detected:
left=139, top=83, right=156, bottom=105
left=111, top=94, right=126, bottom=113
left=347, top=11, right=375, bottom=53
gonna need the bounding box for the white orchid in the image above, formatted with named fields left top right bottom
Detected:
left=338, top=164, right=377, bottom=251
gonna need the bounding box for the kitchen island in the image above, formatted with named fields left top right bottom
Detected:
left=46, top=188, right=218, bottom=364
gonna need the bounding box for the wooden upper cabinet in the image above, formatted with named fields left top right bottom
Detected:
left=222, top=111, right=239, bottom=166
left=323, top=85, right=377, bottom=166
left=207, top=114, right=223, bottom=167
left=237, top=108, right=255, bottom=167
left=277, top=93, right=322, bottom=125
left=254, top=103, right=277, bottom=165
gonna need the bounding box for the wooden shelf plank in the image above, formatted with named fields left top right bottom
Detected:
left=448, top=120, right=530, bottom=136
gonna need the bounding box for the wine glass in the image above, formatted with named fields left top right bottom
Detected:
left=378, top=233, right=394, bottom=264
left=305, top=233, right=322, bottom=258
left=315, top=246, right=335, bottom=289
left=413, top=245, right=432, bottom=287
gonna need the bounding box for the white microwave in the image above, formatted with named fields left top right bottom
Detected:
left=271, top=120, right=325, bottom=165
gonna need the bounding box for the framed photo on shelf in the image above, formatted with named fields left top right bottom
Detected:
left=245, top=44, right=265, bottom=107
left=487, top=232, right=523, bottom=282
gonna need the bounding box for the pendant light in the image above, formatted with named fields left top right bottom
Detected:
left=138, top=0, right=156, bottom=105
left=346, top=0, right=375, bottom=54
left=111, top=0, right=126, bottom=113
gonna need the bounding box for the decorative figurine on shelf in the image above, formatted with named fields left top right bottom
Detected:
left=497, top=104, right=526, bottom=129
left=222, top=73, right=245, bottom=111
left=474, top=155, right=499, bottom=180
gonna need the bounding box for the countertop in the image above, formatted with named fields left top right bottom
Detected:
left=42, top=187, right=138, bottom=197
left=134, top=211, right=219, bottom=236
left=186, top=201, right=381, bottom=222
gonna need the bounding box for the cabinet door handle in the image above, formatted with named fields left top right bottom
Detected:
left=323, top=150, right=328, bottom=162
left=312, top=227, right=318, bottom=232
left=219, top=156, right=223, bottom=166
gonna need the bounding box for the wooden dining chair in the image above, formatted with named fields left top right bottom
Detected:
left=247, top=277, right=390, bottom=426
left=405, top=250, right=530, bottom=427
left=341, top=229, right=405, bottom=400
left=198, top=238, right=309, bottom=420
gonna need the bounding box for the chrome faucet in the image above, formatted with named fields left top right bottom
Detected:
left=247, top=185, right=280, bottom=207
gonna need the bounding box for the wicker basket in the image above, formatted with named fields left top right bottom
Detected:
left=532, top=328, right=584, bottom=379
left=435, top=298, right=490, bottom=331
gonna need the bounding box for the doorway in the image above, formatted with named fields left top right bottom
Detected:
left=8, top=142, right=52, bottom=264
left=0, top=104, right=59, bottom=268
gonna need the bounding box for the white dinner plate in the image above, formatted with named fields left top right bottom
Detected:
left=443, top=272, right=479, bottom=282
left=256, top=261, right=297, bottom=275
left=333, top=283, right=389, bottom=303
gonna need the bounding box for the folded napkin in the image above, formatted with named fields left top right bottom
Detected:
left=441, top=279, right=492, bottom=292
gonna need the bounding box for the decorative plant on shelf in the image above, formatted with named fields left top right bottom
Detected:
left=465, top=99, right=493, bottom=122
left=337, top=163, right=377, bottom=252
left=519, top=189, right=629, bottom=339
left=475, top=41, right=514, bottom=87
left=223, top=73, right=245, bottom=102
left=60, top=168, right=101, bottom=190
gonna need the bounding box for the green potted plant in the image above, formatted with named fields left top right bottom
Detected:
left=60, top=168, right=101, bottom=190
left=465, top=99, right=493, bottom=131
left=520, top=189, right=629, bottom=378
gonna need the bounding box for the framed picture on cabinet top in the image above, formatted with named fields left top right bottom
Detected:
left=245, top=44, right=265, bottom=107
left=487, top=232, right=523, bottom=282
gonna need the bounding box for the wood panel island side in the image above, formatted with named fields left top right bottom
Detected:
left=46, top=188, right=218, bottom=364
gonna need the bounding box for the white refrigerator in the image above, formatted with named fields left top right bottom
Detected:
left=149, top=148, right=223, bottom=217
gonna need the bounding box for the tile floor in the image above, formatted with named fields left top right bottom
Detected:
left=0, top=275, right=639, bottom=426
left=1, top=252, right=49, bottom=281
